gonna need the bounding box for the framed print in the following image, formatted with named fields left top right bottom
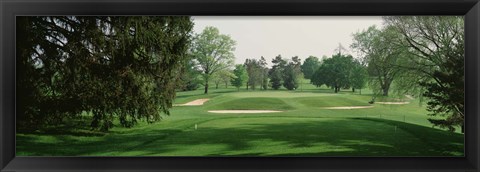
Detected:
left=1, top=0, right=479, bottom=171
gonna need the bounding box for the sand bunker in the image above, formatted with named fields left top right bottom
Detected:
left=375, top=102, right=410, bottom=105
left=174, top=99, right=210, bottom=106
left=321, top=106, right=374, bottom=110
left=208, top=110, right=283, bottom=114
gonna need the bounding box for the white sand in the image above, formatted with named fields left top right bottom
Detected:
left=208, top=110, right=283, bottom=114
left=174, top=99, right=210, bottom=106
left=375, top=102, right=410, bottom=105
left=405, top=95, right=415, bottom=100
left=321, top=106, right=374, bottom=110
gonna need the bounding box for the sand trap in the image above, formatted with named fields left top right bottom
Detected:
left=208, top=110, right=283, bottom=114
left=174, top=99, right=210, bottom=106
left=321, top=106, right=374, bottom=110
left=375, top=102, right=410, bottom=105
left=405, top=95, right=415, bottom=100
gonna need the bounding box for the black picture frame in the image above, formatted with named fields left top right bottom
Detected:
left=1, top=0, right=479, bottom=171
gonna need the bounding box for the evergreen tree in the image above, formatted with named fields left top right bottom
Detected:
left=282, top=56, right=302, bottom=90
left=269, top=55, right=286, bottom=90
left=16, top=16, right=194, bottom=131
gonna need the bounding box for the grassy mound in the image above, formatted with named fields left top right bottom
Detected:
left=296, top=96, right=370, bottom=107
left=207, top=97, right=294, bottom=110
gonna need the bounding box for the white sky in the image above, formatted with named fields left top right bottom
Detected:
left=192, top=16, right=384, bottom=66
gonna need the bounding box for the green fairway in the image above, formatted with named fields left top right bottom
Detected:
left=16, top=85, right=464, bottom=156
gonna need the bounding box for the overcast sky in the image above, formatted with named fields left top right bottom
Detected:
left=192, top=16, right=384, bottom=66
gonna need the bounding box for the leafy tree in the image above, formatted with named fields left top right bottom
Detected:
left=349, top=60, right=368, bottom=94
left=259, top=57, right=269, bottom=90
left=311, top=67, right=324, bottom=88
left=312, top=53, right=354, bottom=93
left=301, top=56, right=320, bottom=80
left=231, top=64, right=248, bottom=91
left=269, top=55, right=286, bottom=90
left=351, top=25, right=406, bottom=96
left=282, top=56, right=302, bottom=90
left=282, top=65, right=298, bottom=90
left=244, top=58, right=268, bottom=90
left=384, top=16, right=464, bottom=132
left=212, top=69, right=236, bottom=89
left=16, top=16, right=194, bottom=131
left=191, top=26, right=236, bottom=94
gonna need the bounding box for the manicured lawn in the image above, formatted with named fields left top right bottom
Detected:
left=16, top=82, right=464, bottom=156
left=207, top=97, right=294, bottom=110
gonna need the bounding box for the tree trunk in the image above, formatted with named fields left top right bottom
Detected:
left=215, top=83, right=218, bottom=89
left=360, top=89, right=362, bottom=95
left=382, top=79, right=391, bottom=96
left=461, top=124, right=464, bottom=133
left=382, top=87, right=389, bottom=96
left=352, top=88, right=355, bottom=92
left=204, top=81, right=209, bottom=94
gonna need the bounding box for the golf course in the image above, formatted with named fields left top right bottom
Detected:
left=16, top=16, right=465, bottom=157
left=16, top=81, right=464, bottom=156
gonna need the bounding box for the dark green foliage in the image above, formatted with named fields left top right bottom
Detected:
left=349, top=60, right=368, bottom=94
left=268, top=55, right=286, bottom=90
left=301, top=56, right=320, bottom=80
left=16, top=16, right=194, bottom=131
left=312, top=53, right=355, bottom=93
left=178, top=60, right=202, bottom=91
left=282, top=65, right=298, bottom=90
left=282, top=56, right=302, bottom=90
left=311, top=68, right=324, bottom=88
left=420, top=57, right=464, bottom=133
left=384, top=16, right=465, bottom=133
left=267, top=55, right=302, bottom=91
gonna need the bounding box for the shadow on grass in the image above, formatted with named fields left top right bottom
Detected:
left=17, top=117, right=107, bottom=137
left=17, top=117, right=464, bottom=157
left=176, top=89, right=238, bottom=98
